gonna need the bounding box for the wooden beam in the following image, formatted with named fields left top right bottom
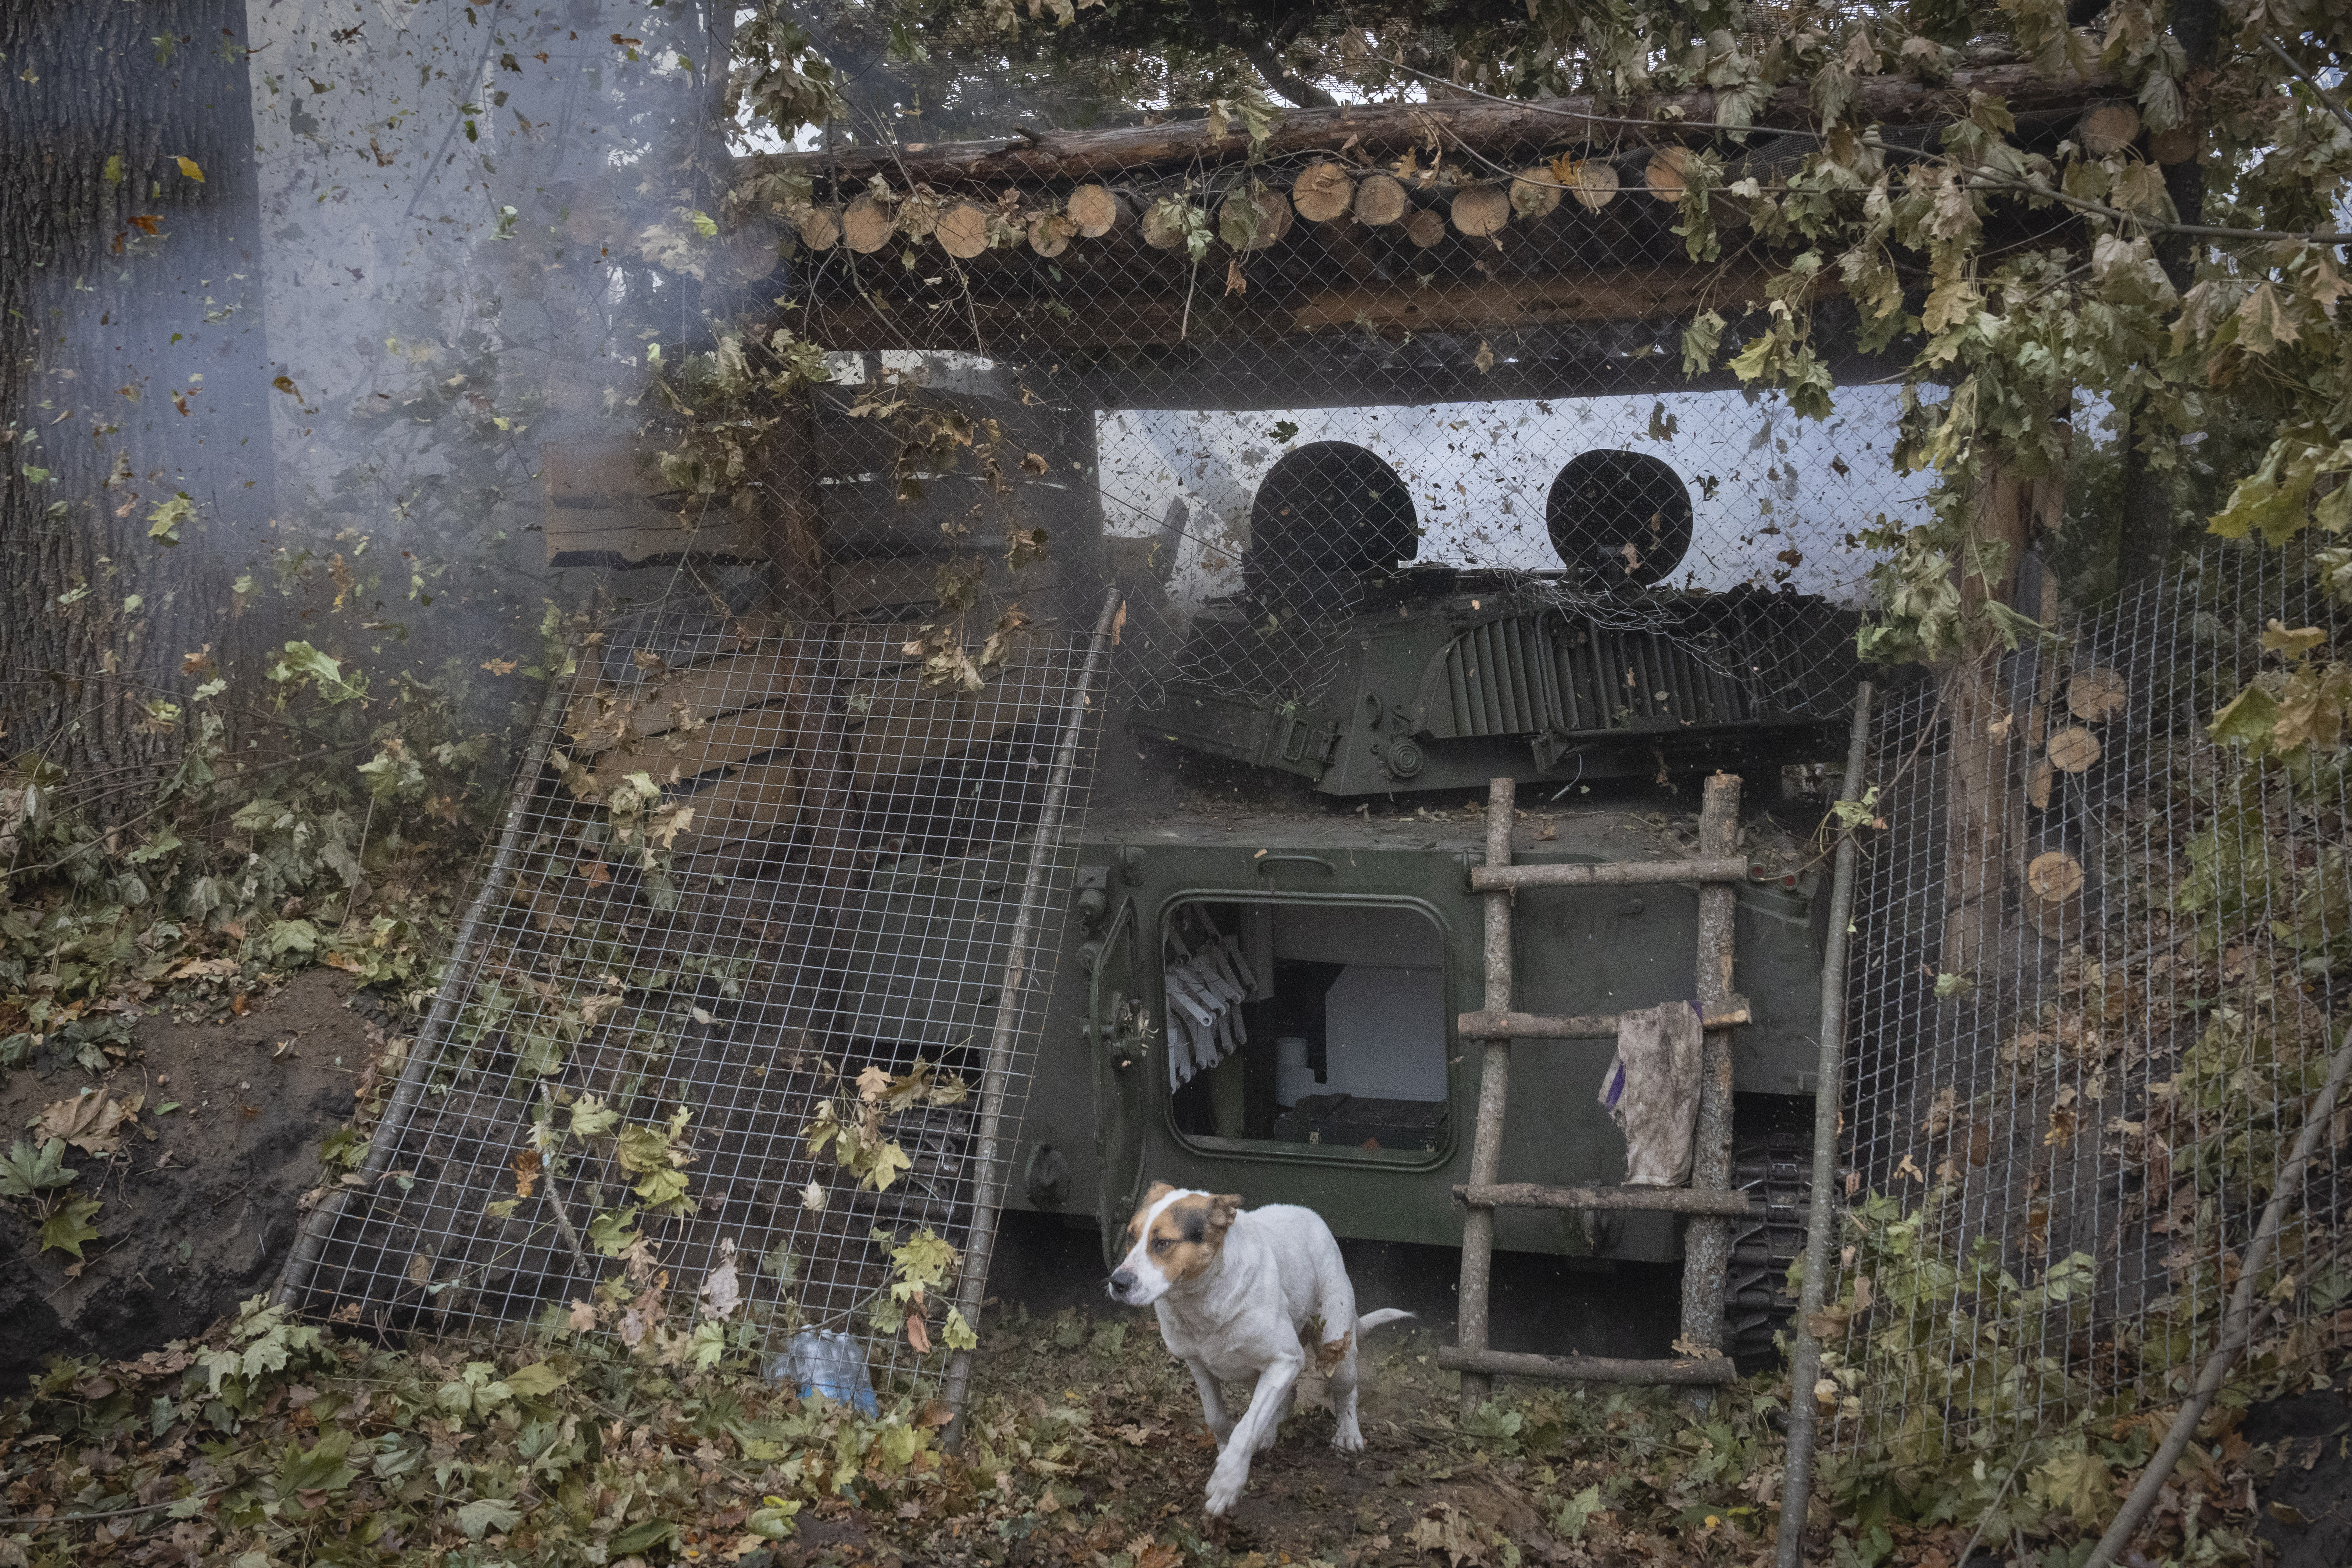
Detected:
left=801, top=266, right=1838, bottom=351
left=1454, top=1182, right=1759, bottom=1216
left=760, top=61, right=2112, bottom=187
left=1457, top=1005, right=1751, bottom=1039
left=1469, top=856, right=1752, bottom=891
left=1434, top=1345, right=1739, bottom=1386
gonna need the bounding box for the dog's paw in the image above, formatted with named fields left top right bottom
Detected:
left=1332, top=1421, right=1365, bottom=1454
left=1204, top=1460, right=1248, bottom=1516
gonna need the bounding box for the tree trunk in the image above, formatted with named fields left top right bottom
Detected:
left=1941, top=460, right=2064, bottom=981
left=0, top=2, right=272, bottom=812
left=2117, top=0, right=2219, bottom=594
left=763, top=61, right=2117, bottom=187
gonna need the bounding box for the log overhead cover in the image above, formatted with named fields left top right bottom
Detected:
left=936, top=201, right=991, bottom=258
left=1510, top=166, right=1564, bottom=220
left=798, top=206, right=842, bottom=251
left=1065, top=182, right=1127, bottom=237
left=1219, top=185, right=1294, bottom=250
left=1354, top=172, right=1408, bottom=226
left=1562, top=159, right=1619, bottom=211
left=1452, top=184, right=1512, bottom=237
left=842, top=192, right=894, bottom=253
left=1645, top=146, right=1692, bottom=202
left=1291, top=160, right=1356, bottom=221
left=765, top=61, right=2112, bottom=186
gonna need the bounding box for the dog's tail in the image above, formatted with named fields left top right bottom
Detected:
left=1356, top=1308, right=1415, bottom=1335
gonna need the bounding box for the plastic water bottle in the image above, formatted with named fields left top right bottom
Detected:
left=769, top=1329, right=879, bottom=1417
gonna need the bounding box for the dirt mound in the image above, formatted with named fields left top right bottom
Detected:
left=2245, top=1386, right=2352, bottom=1568
left=0, top=969, right=373, bottom=1393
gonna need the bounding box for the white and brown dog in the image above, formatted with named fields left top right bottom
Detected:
left=1107, top=1184, right=1412, bottom=1515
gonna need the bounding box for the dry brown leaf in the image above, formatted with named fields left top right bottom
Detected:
left=513, top=1148, right=541, bottom=1198
left=37, top=1090, right=136, bottom=1155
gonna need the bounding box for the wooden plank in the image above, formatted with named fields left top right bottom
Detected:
left=541, top=440, right=767, bottom=567
left=1453, top=1182, right=1758, bottom=1217
left=584, top=709, right=801, bottom=796
left=1469, top=857, right=1751, bottom=891
left=543, top=505, right=767, bottom=568
left=669, top=759, right=802, bottom=858
left=1433, top=1345, right=1738, bottom=1386
left=763, top=61, right=2115, bottom=186
left=1288, top=266, right=1814, bottom=335
left=565, top=651, right=805, bottom=755
left=1457, top=1005, right=1750, bottom=1039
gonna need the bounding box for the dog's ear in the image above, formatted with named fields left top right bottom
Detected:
left=1206, top=1193, right=1243, bottom=1232
left=1140, top=1181, right=1177, bottom=1208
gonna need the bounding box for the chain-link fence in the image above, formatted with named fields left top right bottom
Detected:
left=1825, top=544, right=2352, bottom=1468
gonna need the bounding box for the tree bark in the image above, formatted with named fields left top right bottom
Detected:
left=0, top=2, right=272, bottom=811
left=762, top=61, right=2116, bottom=187
left=2117, top=0, right=2220, bottom=593
left=1941, top=459, right=2064, bottom=981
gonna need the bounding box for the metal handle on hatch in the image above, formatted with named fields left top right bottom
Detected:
left=1254, top=853, right=1336, bottom=876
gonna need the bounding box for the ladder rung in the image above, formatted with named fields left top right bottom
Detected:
left=1435, top=1345, right=1739, bottom=1386
left=1469, top=856, right=1752, bottom=892
left=1457, top=1005, right=1750, bottom=1040
left=1454, top=1182, right=1758, bottom=1216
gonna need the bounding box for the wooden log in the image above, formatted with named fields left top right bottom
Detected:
left=1562, top=159, right=1619, bottom=211
left=2067, top=666, right=2127, bottom=721
left=1065, top=183, right=1128, bottom=237
left=842, top=193, right=894, bottom=253
left=1354, top=172, right=1408, bottom=226
left=1469, top=856, right=1751, bottom=891
left=1452, top=184, right=1511, bottom=238
left=1291, top=160, right=1356, bottom=221
left=2079, top=102, right=2141, bottom=157
left=1404, top=207, right=1447, bottom=247
left=1027, top=210, right=1075, bottom=257
left=1510, top=165, right=1563, bottom=220
left=1645, top=145, right=1692, bottom=203
left=1435, top=1344, right=1738, bottom=1386
left=2047, top=726, right=2101, bottom=773
left=1458, top=1005, right=1750, bottom=1039
left=2027, top=758, right=2054, bottom=810
left=763, top=61, right=2118, bottom=186
left=1139, top=197, right=1195, bottom=250
left=2027, top=849, right=2084, bottom=904
left=936, top=202, right=991, bottom=258
left=1218, top=186, right=1293, bottom=250
left=1455, top=1182, right=1759, bottom=1217
left=797, top=207, right=842, bottom=252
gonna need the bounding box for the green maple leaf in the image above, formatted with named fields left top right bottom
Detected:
left=39, top=1195, right=103, bottom=1259
left=1, top=1136, right=75, bottom=1199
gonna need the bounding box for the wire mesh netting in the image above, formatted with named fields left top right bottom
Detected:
left=292, top=600, right=1111, bottom=1396
left=1826, top=545, right=2352, bottom=1462
left=302, top=110, right=2072, bottom=1395
left=627, top=136, right=1963, bottom=785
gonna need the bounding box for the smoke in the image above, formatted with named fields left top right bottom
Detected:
left=224, top=0, right=767, bottom=765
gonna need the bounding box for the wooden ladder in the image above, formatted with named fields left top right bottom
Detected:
left=1440, top=772, right=1756, bottom=1412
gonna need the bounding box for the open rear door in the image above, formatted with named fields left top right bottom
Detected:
left=1088, top=895, right=1149, bottom=1263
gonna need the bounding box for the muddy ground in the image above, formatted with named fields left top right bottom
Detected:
left=7, top=977, right=2352, bottom=1568
left=0, top=969, right=377, bottom=1390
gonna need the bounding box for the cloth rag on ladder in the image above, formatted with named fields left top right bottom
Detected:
left=1595, top=1000, right=1704, bottom=1185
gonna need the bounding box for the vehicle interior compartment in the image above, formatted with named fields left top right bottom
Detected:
left=1163, top=899, right=1450, bottom=1157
